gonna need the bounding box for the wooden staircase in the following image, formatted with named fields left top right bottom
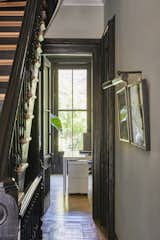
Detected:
left=0, top=0, right=26, bottom=111
left=0, top=0, right=59, bottom=238
left=0, top=0, right=45, bottom=182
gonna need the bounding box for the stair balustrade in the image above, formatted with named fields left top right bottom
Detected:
left=0, top=0, right=58, bottom=238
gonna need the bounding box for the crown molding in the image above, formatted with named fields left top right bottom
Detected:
left=62, top=0, right=104, bottom=6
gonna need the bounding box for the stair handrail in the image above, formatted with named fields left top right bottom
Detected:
left=45, top=0, right=63, bottom=33
left=20, top=175, right=42, bottom=217
left=0, top=0, right=42, bottom=177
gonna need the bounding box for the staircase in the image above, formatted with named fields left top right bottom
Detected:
left=0, top=0, right=59, bottom=238
left=0, top=0, right=26, bottom=112
left=0, top=0, right=45, bottom=239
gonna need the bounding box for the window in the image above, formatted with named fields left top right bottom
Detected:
left=57, top=67, right=89, bottom=153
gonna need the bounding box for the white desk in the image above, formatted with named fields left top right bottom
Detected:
left=63, top=152, right=92, bottom=195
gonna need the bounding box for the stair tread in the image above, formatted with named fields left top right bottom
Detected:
left=0, top=76, right=9, bottom=82
left=0, top=32, right=19, bottom=37
left=0, top=2, right=26, bottom=8
left=0, top=59, right=13, bottom=65
left=0, top=21, right=22, bottom=27
left=0, top=93, right=5, bottom=101
left=0, top=45, right=17, bottom=50
left=0, top=11, right=24, bottom=16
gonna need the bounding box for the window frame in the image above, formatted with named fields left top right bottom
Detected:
left=53, top=61, right=91, bottom=153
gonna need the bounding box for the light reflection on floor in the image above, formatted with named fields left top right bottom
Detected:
left=41, top=175, right=102, bottom=240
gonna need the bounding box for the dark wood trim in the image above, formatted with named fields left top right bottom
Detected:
left=43, top=38, right=102, bottom=220
left=114, top=233, right=119, bottom=240
left=44, top=38, right=101, bottom=44
left=48, top=54, right=92, bottom=172
left=43, top=38, right=101, bottom=55
left=101, top=16, right=116, bottom=240
left=52, top=61, right=91, bottom=134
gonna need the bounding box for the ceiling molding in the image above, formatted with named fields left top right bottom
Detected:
left=62, top=0, right=104, bottom=7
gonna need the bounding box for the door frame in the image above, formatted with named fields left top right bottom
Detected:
left=43, top=38, right=103, bottom=220
left=101, top=16, right=116, bottom=239
left=43, top=33, right=116, bottom=238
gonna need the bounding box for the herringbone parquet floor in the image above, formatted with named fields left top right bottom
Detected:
left=42, top=175, right=107, bottom=240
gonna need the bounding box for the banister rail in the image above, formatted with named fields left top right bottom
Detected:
left=20, top=175, right=43, bottom=239
left=20, top=175, right=42, bottom=217
left=0, top=0, right=41, bottom=177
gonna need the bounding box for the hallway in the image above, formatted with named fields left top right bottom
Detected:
left=42, top=175, right=106, bottom=240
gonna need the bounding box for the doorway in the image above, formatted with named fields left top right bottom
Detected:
left=41, top=39, right=106, bottom=238
left=52, top=58, right=91, bottom=169
left=43, top=55, right=93, bottom=205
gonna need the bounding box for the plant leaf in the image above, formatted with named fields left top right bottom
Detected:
left=51, top=114, right=62, bottom=132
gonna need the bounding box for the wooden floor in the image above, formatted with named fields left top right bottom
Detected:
left=42, top=175, right=107, bottom=240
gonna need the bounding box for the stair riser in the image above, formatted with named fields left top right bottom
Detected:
left=0, top=26, right=21, bottom=32
left=0, top=50, right=15, bottom=59
left=0, top=16, right=23, bottom=21
left=0, top=66, right=12, bottom=75
left=0, top=7, right=26, bottom=11
left=0, top=82, right=7, bottom=93
left=0, top=38, right=18, bottom=44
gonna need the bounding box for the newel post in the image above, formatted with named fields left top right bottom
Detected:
left=0, top=178, right=19, bottom=239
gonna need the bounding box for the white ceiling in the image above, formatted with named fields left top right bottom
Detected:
left=45, top=0, right=104, bottom=39
left=62, top=0, right=104, bottom=6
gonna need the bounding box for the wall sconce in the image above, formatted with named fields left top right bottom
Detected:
left=102, top=71, right=142, bottom=90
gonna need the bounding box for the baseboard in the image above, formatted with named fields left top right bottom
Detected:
left=114, top=232, right=119, bottom=240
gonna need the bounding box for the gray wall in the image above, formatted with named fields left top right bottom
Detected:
left=104, top=0, right=160, bottom=240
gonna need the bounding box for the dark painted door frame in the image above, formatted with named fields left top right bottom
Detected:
left=101, top=16, right=116, bottom=239
left=43, top=38, right=103, bottom=221
left=43, top=33, right=116, bottom=239
left=49, top=59, right=91, bottom=174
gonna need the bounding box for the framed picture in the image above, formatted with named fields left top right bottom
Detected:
left=116, top=87, right=130, bottom=142
left=128, top=80, right=150, bottom=150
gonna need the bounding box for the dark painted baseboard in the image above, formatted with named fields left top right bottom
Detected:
left=114, top=232, right=119, bottom=240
